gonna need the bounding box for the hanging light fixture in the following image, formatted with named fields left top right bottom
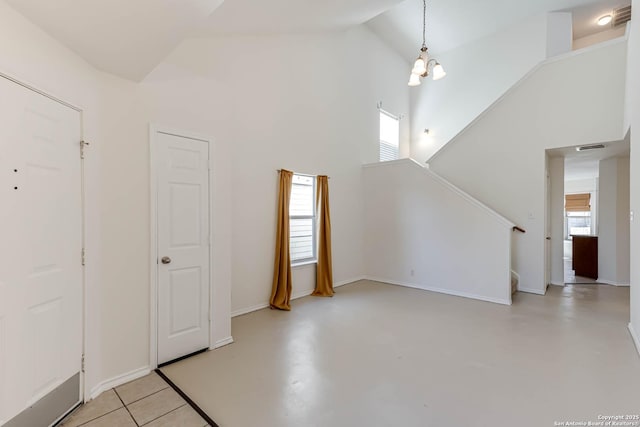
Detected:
left=408, top=0, right=446, bottom=86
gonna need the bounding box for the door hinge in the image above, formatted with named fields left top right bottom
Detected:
left=80, top=140, right=90, bottom=159
left=81, top=354, right=85, bottom=373
left=81, top=248, right=86, bottom=266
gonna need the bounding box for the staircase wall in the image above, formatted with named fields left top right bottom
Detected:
left=363, top=159, right=514, bottom=305
left=427, top=40, right=627, bottom=294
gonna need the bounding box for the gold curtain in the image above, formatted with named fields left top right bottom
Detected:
left=565, top=193, right=591, bottom=212
left=270, top=169, right=293, bottom=310
left=312, top=175, right=334, bottom=297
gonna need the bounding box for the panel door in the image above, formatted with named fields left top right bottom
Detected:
left=0, top=77, right=82, bottom=424
left=156, top=132, right=210, bottom=365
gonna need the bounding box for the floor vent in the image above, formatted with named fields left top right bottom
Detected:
left=613, top=5, right=632, bottom=27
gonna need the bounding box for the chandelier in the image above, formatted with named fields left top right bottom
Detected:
left=408, top=0, right=446, bottom=86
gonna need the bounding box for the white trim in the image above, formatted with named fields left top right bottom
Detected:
left=230, top=276, right=366, bottom=317
left=549, top=281, right=565, bottom=287
left=89, top=366, right=151, bottom=400
left=214, top=337, right=234, bottom=349
left=363, top=159, right=516, bottom=228
left=292, top=260, right=317, bottom=268
left=149, top=124, right=215, bottom=369
left=365, top=277, right=512, bottom=306
left=595, top=279, right=630, bottom=287
left=0, top=70, right=83, bottom=112
left=517, top=287, right=547, bottom=296
left=628, top=323, right=640, bottom=357
left=426, top=36, right=628, bottom=164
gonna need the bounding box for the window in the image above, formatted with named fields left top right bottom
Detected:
left=379, top=110, right=399, bottom=162
left=290, top=174, right=316, bottom=264
left=566, top=211, right=592, bottom=237
left=565, top=193, right=592, bottom=238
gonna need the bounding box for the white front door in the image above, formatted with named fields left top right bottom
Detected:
left=156, top=131, right=210, bottom=365
left=0, top=76, right=82, bottom=424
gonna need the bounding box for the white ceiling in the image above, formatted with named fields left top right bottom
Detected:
left=5, top=0, right=225, bottom=81
left=366, top=0, right=624, bottom=62
left=195, top=0, right=405, bottom=35
left=4, top=0, right=630, bottom=81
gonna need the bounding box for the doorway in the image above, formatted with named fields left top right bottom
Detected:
left=150, top=126, right=213, bottom=367
left=0, top=74, right=84, bottom=426
left=546, top=139, right=631, bottom=287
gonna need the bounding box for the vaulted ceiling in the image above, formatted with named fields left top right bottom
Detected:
left=4, top=0, right=629, bottom=81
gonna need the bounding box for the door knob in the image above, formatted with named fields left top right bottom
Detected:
left=161, top=256, right=171, bottom=264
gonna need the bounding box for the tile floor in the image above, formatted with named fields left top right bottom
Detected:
left=59, top=372, right=211, bottom=427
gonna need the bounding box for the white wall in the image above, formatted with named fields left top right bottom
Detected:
left=410, top=14, right=548, bottom=162
left=598, top=156, right=630, bottom=285
left=363, top=160, right=513, bottom=305
left=146, top=27, right=411, bottom=314
left=573, top=26, right=627, bottom=51
left=0, top=0, right=412, bottom=402
left=427, top=41, right=627, bottom=295
left=0, top=0, right=150, bottom=398
left=546, top=12, right=572, bottom=58
left=549, top=157, right=564, bottom=285
left=628, top=0, right=640, bottom=356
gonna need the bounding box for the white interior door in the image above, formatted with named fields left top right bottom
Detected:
left=156, top=131, right=210, bottom=365
left=0, top=76, right=82, bottom=425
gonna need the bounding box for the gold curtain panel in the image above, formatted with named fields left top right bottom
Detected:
left=270, top=169, right=293, bottom=311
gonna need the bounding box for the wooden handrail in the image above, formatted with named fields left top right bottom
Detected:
left=512, top=226, right=526, bottom=233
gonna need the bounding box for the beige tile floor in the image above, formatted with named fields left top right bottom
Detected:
left=59, top=372, right=211, bottom=427
left=160, top=280, right=640, bottom=427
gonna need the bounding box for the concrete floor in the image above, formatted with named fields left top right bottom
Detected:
left=161, top=280, right=640, bottom=427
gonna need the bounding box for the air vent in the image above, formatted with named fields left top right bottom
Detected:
left=613, top=5, right=632, bottom=27
left=576, top=144, right=605, bottom=152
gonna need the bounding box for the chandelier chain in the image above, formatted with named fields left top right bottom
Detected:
left=422, top=0, right=427, bottom=49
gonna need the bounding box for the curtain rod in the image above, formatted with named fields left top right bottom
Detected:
left=276, top=169, right=330, bottom=178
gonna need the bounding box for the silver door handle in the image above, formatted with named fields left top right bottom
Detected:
left=161, top=256, right=171, bottom=264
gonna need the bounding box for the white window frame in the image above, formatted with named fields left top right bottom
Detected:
left=379, top=109, right=400, bottom=162
left=290, top=173, right=317, bottom=266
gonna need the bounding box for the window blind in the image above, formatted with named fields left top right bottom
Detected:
left=565, top=193, right=591, bottom=212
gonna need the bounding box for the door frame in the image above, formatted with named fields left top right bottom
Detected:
left=0, top=69, right=87, bottom=415
left=149, top=124, right=215, bottom=369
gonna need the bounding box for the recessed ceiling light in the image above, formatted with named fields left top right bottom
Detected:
left=598, top=14, right=612, bottom=26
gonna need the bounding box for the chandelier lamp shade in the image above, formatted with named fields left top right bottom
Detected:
left=408, top=0, right=446, bottom=86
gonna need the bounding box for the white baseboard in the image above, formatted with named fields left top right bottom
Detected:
left=629, top=323, right=640, bottom=357
left=89, top=366, right=151, bottom=400
left=231, top=276, right=366, bottom=317
left=549, top=281, right=565, bottom=287
left=597, top=279, right=630, bottom=287
left=366, top=276, right=511, bottom=306
left=214, top=336, right=234, bottom=349
left=231, top=302, right=269, bottom=317
left=517, top=287, right=546, bottom=295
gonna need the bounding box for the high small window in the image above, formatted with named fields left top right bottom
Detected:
left=379, top=110, right=399, bottom=162
left=289, top=174, right=316, bottom=264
